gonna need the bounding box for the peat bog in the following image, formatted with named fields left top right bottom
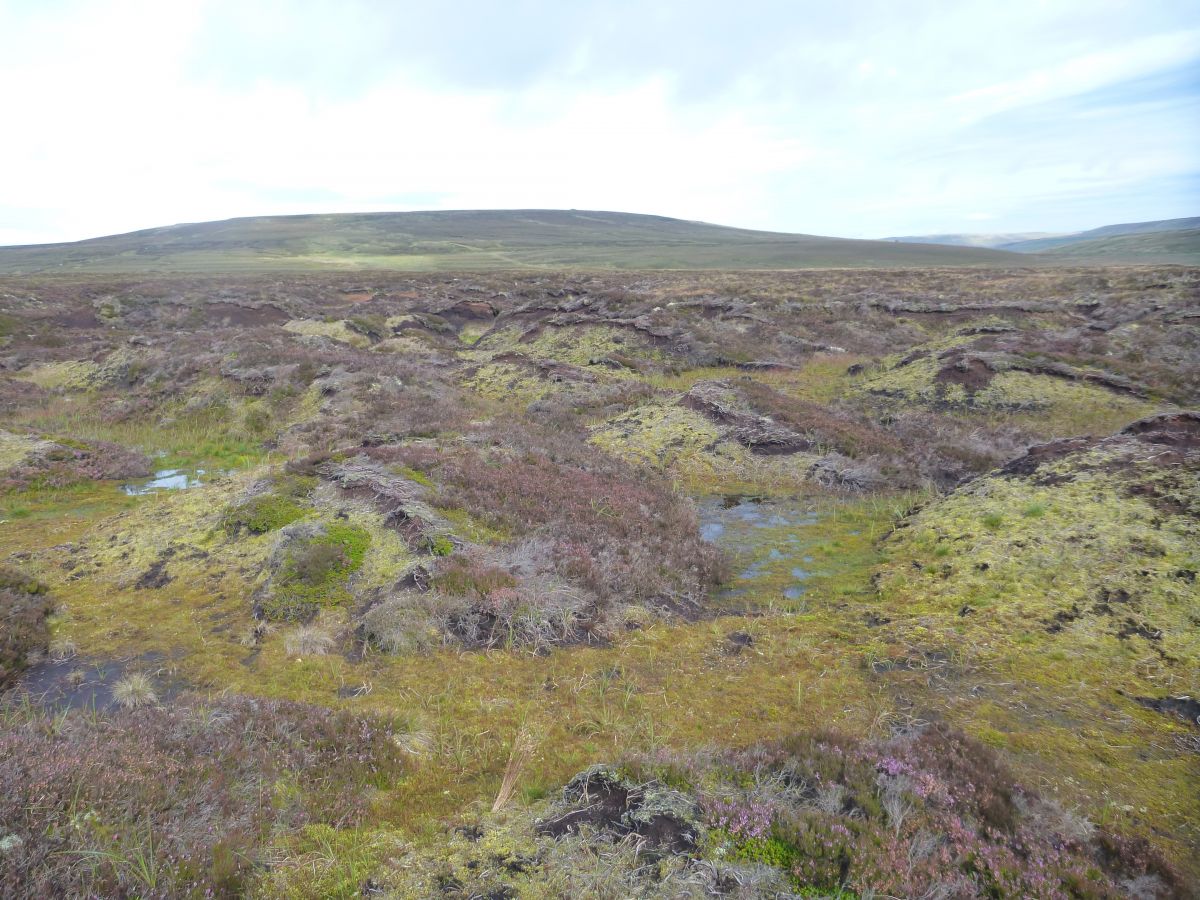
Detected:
left=0, top=266, right=1197, bottom=897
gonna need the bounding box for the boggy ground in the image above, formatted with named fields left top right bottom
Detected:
left=0, top=267, right=1197, bottom=897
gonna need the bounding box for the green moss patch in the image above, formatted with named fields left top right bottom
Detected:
left=259, top=522, right=372, bottom=621
left=221, top=475, right=316, bottom=535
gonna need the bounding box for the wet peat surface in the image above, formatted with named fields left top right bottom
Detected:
left=12, top=651, right=187, bottom=712
left=698, top=495, right=824, bottom=609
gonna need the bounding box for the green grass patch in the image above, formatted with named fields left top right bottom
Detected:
left=392, top=464, right=433, bottom=487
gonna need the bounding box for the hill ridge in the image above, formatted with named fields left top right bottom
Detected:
left=887, top=216, right=1199, bottom=262
left=0, top=208, right=1024, bottom=274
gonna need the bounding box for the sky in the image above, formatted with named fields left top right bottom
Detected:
left=0, top=0, right=1197, bottom=245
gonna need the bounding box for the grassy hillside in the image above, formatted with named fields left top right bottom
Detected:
left=885, top=217, right=1200, bottom=263
left=0, top=209, right=1026, bottom=273
left=1035, top=226, right=1200, bottom=263
left=1005, top=216, right=1200, bottom=253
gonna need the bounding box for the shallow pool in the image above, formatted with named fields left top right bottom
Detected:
left=122, top=468, right=207, bottom=495
left=698, top=496, right=824, bottom=606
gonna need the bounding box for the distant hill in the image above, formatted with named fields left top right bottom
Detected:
left=1000, top=217, right=1200, bottom=253
left=1033, top=225, right=1200, bottom=263
left=887, top=216, right=1199, bottom=264
left=883, top=232, right=1061, bottom=249
left=0, top=209, right=1025, bottom=274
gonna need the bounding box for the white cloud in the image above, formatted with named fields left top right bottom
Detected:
left=949, top=29, right=1200, bottom=122
left=0, top=0, right=1196, bottom=243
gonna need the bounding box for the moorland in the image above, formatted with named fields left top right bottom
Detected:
left=0, top=245, right=1197, bottom=897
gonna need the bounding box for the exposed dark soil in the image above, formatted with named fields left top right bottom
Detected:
left=13, top=651, right=186, bottom=712
left=535, top=768, right=699, bottom=854
left=998, top=437, right=1094, bottom=480
left=1130, top=694, right=1200, bottom=728
left=933, top=352, right=996, bottom=393
left=680, top=382, right=813, bottom=454
left=204, top=302, right=289, bottom=326
left=1122, top=410, right=1200, bottom=453
left=135, top=546, right=179, bottom=589
left=534, top=776, right=632, bottom=838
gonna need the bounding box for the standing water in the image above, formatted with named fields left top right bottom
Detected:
left=122, top=468, right=208, bottom=495
left=698, top=496, right=823, bottom=606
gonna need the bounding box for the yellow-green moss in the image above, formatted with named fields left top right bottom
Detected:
left=589, top=402, right=720, bottom=469
left=221, top=494, right=309, bottom=534
left=870, top=441, right=1199, bottom=859
left=588, top=401, right=817, bottom=492
left=437, top=506, right=511, bottom=544
left=284, top=319, right=371, bottom=348
left=458, top=322, right=489, bottom=345
left=464, top=362, right=556, bottom=403
left=876, top=446, right=1198, bottom=660
left=974, top=370, right=1154, bottom=419
left=19, top=360, right=101, bottom=390
left=470, top=323, right=654, bottom=372
left=0, top=430, right=47, bottom=471
left=856, top=353, right=944, bottom=404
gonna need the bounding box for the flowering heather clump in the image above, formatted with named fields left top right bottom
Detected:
left=703, top=796, right=775, bottom=840
left=617, top=726, right=1187, bottom=900
left=0, top=694, right=405, bottom=898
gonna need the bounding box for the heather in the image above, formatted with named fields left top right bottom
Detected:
left=0, top=568, right=51, bottom=689
left=0, top=694, right=404, bottom=898
left=386, top=725, right=1187, bottom=898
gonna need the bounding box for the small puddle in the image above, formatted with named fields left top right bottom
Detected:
left=122, top=468, right=208, bottom=495
left=699, top=496, right=824, bottom=606
left=13, top=653, right=185, bottom=712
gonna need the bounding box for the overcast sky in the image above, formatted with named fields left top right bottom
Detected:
left=1, top=0, right=1197, bottom=245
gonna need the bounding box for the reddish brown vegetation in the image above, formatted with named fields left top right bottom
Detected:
left=0, top=695, right=404, bottom=898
